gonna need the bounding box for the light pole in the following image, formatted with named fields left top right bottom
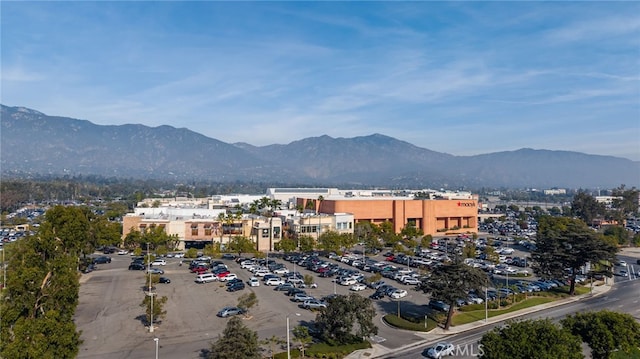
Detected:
left=147, top=243, right=154, bottom=333
left=286, top=313, right=301, bottom=359
left=485, top=286, right=488, bottom=323
left=154, top=337, right=159, bottom=359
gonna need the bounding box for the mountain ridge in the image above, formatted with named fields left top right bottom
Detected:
left=1, top=104, right=638, bottom=188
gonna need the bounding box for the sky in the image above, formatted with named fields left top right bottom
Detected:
left=2, top=2, right=639, bottom=161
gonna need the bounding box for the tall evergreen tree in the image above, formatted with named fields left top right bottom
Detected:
left=210, top=316, right=260, bottom=359
left=532, top=216, right=617, bottom=295
left=418, top=259, right=488, bottom=330
left=315, top=293, right=378, bottom=345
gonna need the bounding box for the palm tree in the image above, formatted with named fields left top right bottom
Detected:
left=317, top=195, right=324, bottom=242
left=248, top=200, right=260, bottom=250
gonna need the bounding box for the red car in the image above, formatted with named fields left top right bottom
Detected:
left=215, top=270, right=231, bottom=279
left=192, top=266, right=209, bottom=274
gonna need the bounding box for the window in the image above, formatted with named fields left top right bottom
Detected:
left=204, top=224, right=212, bottom=236
left=191, top=224, right=199, bottom=236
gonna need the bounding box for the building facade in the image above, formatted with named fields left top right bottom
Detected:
left=296, top=197, right=478, bottom=236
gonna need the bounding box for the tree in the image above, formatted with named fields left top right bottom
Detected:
left=318, top=231, right=343, bottom=253
left=298, top=235, right=316, bottom=252
left=228, top=236, right=256, bottom=257
left=479, top=319, right=583, bottom=359
left=418, top=259, right=488, bottom=330
left=400, top=222, right=423, bottom=240
left=260, top=335, right=284, bottom=359
left=603, top=225, right=630, bottom=246
left=140, top=294, right=167, bottom=327
left=561, top=310, right=640, bottom=359
left=314, top=293, right=378, bottom=345
left=0, top=206, right=90, bottom=358
left=276, top=237, right=297, bottom=252
left=610, top=185, right=640, bottom=224
left=210, top=316, right=260, bottom=359
left=237, top=292, right=258, bottom=317
left=293, top=325, right=313, bottom=358
left=571, top=190, right=605, bottom=226
left=532, top=216, right=617, bottom=295
left=379, top=221, right=400, bottom=246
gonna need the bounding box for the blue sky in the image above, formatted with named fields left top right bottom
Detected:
left=2, top=2, right=639, bottom=160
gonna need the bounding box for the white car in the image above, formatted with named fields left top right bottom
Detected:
left=219, top=273, right=238, bottom=282
left=389, top=289, right=407, bottom=299
left=402, top=277, right=421, bottom=285
left=248, top=277, right=260, bottom=287
left=254, top=270, right=271, bottom=277
left=273, top=267, right=290, bottom=274
left=500, top=248, right=514, bottom=255
left=174, top=253, right=185, bottom=258
left=424, top=342, right=455, bottom=358
left=339, top=278, right=357, bottom=286
left=117, top=249, right=129, bottom=255
left=350, top=283, right=367, bottom=291
left=265, top=277, right=285, bottom=286
left=152, top=259, right=166, bottom=266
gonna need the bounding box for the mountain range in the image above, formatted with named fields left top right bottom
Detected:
left=1, top=104, right=638, bottom=189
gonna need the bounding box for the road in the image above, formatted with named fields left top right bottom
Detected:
left=380, top=278, right=640, bottom=358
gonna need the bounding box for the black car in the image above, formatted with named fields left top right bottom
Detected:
left=159, top=277, right=171, bottom=284
left=221, top=253, right=237, bottom=260
left=93, top=256, right=112, bottom=264
left=285, top=287, right=305, bottom=296
left=225, top=278, right=242, bottom=286
left=227, top=282, right=245, bottom=292
left=369, top=291, right=385, bottom=300
left=128, top=262, right=145, bottom=271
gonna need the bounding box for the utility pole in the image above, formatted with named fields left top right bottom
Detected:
left=147, top=242, right=154, bottom=333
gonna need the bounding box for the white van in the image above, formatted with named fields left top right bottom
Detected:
left=195, top=273, right=217, bottom=283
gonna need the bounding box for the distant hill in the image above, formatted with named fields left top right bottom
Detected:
left=2, top=104, right=638, bottom=188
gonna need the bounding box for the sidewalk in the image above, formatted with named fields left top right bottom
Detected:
left=346, top=281, right=613, bottom=359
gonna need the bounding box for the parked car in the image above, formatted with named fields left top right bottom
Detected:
left=159, top=277, right=171, bottom=284
left=147, top=267, right=164, bottom=275
left=350, top=283, right=367, bottom=291
left=339, top=278, right=357, bottom=286
left=219, top=273, right=237, bottom=282
left=424, top=342, right=455, bottom=358
left=265, top=277, right=285, bottom=286
left=302, top=299, right=327, bottom=310
left=195, top=273, right=218, bottom=284
left=227, top=281, right=246, bottom=292
left=128, top=262, right=145, bottom=271
left=93, top=256, right=111, bottom=264
left=248, top=277, right=260, bottom=287
left=402, top=277, right=421, bottom=285
left=275, top=283, right=295, bottom=291
left=217, top=306, right=245, bottom=318
left=151, top=259, right=166, bottom=266
left=369, top=291, right=385, bottom=300
left=428, top=299, right=450, bottom=312
left=292, top=293, right=314, bottom=302
left=389, top=289, right=407, bottom=299
left=117, top=249, right=129, bottom=255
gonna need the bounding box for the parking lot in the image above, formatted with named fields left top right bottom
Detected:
left=74, top=251, right=428, bottom=359
left=76, top=233, right=610, bottom=359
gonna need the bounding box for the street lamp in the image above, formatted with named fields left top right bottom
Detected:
left=286, top=313, right=301, bottom=359
left=154, top=337, right=159, bottom=359
left=147, top=243, right=155, bottom=333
